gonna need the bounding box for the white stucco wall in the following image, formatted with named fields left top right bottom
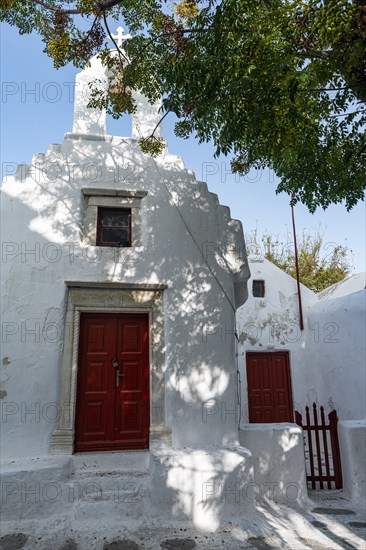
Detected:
left=239, top=423, right=307, bottom=504
left=305, top=289, right=366, bottom=420
left=338, top=420, right=366, bottom=501
left=0, top=55, right=250, bottom=460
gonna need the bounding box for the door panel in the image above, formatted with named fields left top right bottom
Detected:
left=75, top=316, right=116, bottom=450
left=114, top=316, right=149, bottom=446
left=75, top=313, right=149, bottom=452
left=246, top=352, right=293, bottom=423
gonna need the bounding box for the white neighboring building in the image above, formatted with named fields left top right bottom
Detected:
left=236, top=255, right=318, bottom=424
left=236, top=256, right=365, bottom=501
left=0, top=52, right=255, bottom=527
left=236, top=257, right=366, bottom=423
left=318, top=272, right=366, bottom=300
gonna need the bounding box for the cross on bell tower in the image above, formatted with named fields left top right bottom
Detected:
left=110, top=26, right=132, bottom=48
left=72, top=25, right=161, bottom=138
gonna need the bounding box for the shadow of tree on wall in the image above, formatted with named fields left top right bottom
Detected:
left=1, top=136, right=365, bottom=549
left=1, top=131, right=250, bottom=529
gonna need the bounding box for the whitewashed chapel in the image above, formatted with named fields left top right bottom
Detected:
left=1, top=44, right=256, bottom=527
left=1, top=36, right=365, bottom=529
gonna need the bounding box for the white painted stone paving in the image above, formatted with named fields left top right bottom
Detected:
left=1, top=491, right=365, bottom=549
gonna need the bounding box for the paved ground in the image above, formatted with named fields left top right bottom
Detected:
left=1, top=491, right=365, bottom=549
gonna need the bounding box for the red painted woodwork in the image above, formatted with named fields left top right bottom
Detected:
left=75, top=313, right=149, bottom=452
left=246, top=351, right=293, bottom=423
left=295, top=404, right=343, bottom=490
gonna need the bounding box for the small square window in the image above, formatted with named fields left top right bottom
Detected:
left=96, top=208, right=131, bottom=247
left=253, top=280, right=265, bottom=298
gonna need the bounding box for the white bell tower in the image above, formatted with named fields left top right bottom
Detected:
left=72, top=27, right=162, bottom=139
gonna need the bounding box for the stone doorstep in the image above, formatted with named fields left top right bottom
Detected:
left=67, top=452, right=152, bottom=503
left=0, top=452, right=152, bottom=522
left=0, top=470, right=149, bottom=522
left=0, top=452, right=151, bottom=484
left=71, top=451, right=151, bottom=478
left=0, top=455, right=73, bottom=476
left=73, top=499, right=144, bottom=522
left=65, top=472, right=150, bottom=504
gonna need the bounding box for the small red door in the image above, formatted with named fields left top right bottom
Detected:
left=246, top=351, right=293, bottom=423
left=75, top=313, right=149, bottom=452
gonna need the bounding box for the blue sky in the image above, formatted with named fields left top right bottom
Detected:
left=1, top=22, right=365, bottom=273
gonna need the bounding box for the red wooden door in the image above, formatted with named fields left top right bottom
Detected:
left=246, top=352, right=293, bottom=423
left=75, top=313, right=149, bottom=452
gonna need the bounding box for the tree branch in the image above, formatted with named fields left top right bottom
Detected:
left=97, top=0, right=124, bottom=8
left=301, top=87, right=347, bottom=93
left=148, top=110, right=171, bottom=139
left=111, top=27, right=194, bottom=87
left=31, top=0, right=80, bottom=14
left=357, top=142, right=366, bottom=157
left=31, top=0, right=125, bottom=15
left=330, top=109, right=366, bottom=117
left=101, top=8, right=129, bottom=67
left=297, top=49, right=330, bottom=60
left=80, top=13, right=101, bottom=43
left=124, top=27, right=194, bottom=78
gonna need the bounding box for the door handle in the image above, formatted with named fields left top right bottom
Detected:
left=116, top=369, right=124, bottom=387
left=112, top=359, right=123, bottom=387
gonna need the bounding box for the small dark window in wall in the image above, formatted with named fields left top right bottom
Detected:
left=96, top=208, right=131, bottom=247
left=253, top=280, right=265, bottom=298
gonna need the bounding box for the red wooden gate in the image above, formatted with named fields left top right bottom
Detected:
left=75, top=313, right=150, bottom=452
left=295, top=403, right=342, bottom=490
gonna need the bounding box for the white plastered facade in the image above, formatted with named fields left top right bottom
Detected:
left=0, top=52, right=256, bottom=526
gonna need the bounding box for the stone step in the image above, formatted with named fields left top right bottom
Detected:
left=66, top=469, right=150, bottom=498
left=31, top=153, right=46, bottom=165
left=69, top=458, right=150, bottom=521
left=220, top=204, right=231, bottom=221
left=1, top=472, right=150, bottom=521
left=65, top=475, right=149, bottom=502
left=71, top=451, right=150, bottom=477
left=47, top=143, right=62, bottom=154
left=72, top=496, right=144, bottom=521
left=68, top=452, right=151, bottom=505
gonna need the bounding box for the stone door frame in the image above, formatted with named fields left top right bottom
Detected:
left=50, top=281, right=170, bottom=454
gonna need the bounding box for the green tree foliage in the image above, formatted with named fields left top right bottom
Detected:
left=1, top=1, right=365, bottom=211
left=246, top=228, right=354, bottom=292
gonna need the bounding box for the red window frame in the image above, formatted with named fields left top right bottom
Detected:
left=96, top=207, right=132, bottom=247
left=252, top=279, right=265, bottom=298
